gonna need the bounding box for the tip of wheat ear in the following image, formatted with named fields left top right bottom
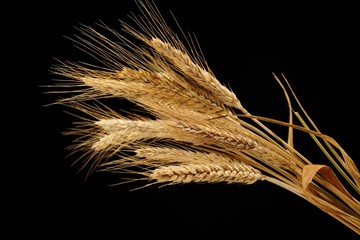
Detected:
left=149, top=162, right=264, bottom=185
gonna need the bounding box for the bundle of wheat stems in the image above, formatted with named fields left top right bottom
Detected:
left=49, top=0, right=360, bottom=234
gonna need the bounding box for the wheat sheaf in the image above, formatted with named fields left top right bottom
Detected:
left=49, top=0, right=360, bottom=234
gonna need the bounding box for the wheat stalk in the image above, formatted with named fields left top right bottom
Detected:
left=48, top=0, right=360, bottom=234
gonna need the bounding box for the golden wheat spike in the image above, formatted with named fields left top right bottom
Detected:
left=148, top=38, right=243, bottom=109
left=135, top=146, right=234, bottom=165
left=149, top=162, right=264, bottom=185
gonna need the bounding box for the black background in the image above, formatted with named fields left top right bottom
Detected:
left=9, top=0, right=360, bottom=238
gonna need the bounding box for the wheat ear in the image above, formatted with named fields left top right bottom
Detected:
left=149, top=162, right=264, bottom=185
left=148, top=38, right=243, bottom=110
left=135, top=146, right=234, bottom=165
left=53, top=62, right=240, bottom=124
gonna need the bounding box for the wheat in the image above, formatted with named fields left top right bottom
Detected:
left=49, top=0, right=360, bottom=234
left=173, top=120, right=257, bottom=150
left=148, top=38, right=242, bottom=110
left=53, top=59, right=240, bottom=125
left=135, top=147, right=234, bottom=165
left=101, top=147, right=239, bottom=175
left=91, top=117, right=259, bottom=155
left=149, top=162, right=264, bottom=184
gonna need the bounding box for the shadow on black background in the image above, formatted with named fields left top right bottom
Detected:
left=9, top=0, right=359, bottom=238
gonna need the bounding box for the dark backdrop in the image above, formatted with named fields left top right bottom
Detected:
left=10, top=0, right=359, bottom=238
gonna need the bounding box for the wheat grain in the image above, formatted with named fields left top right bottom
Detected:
left=149, top=162, right=264, bottom=184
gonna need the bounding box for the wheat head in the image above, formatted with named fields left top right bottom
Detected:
left=149, top=162, right=264, bottom=185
